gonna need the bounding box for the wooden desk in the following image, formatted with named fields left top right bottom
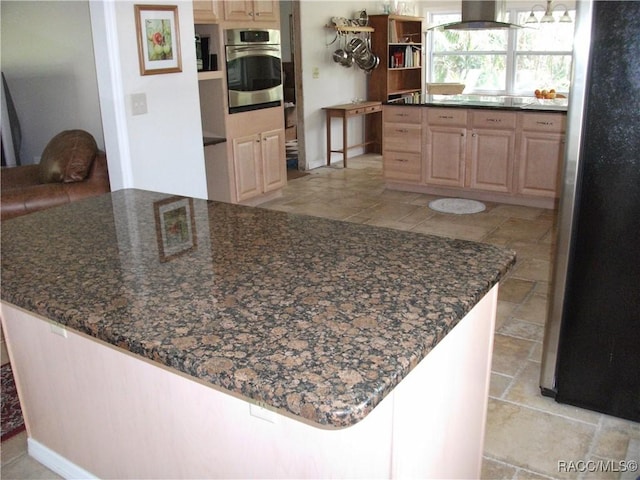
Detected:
left=323, top=101, right=382, bottom=167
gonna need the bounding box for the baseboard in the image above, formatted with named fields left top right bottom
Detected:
left=28, top=437, right=98, bottom=480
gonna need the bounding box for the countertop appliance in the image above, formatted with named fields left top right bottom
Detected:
left=224, top=28, right=282, bottom=114
left=540, top=1, right=640, bottom=422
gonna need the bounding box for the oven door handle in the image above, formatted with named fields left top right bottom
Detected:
left=226, top=45, right=281, bottom=55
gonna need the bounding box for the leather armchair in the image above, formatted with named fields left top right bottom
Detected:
left=1, top=130, right=110, bottom=221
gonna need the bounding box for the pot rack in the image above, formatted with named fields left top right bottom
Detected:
left=325, top=25, right=374, bottom=47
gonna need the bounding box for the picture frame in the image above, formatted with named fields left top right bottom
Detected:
left=135, top=4, right=182, bottom=75
left=154, top=196, right=197, bottom=262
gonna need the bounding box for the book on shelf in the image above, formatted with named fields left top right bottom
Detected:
left=389, top=19, right=398, bottom=43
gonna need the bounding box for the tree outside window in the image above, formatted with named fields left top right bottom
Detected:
left=428, top=10, right=575, bottom=95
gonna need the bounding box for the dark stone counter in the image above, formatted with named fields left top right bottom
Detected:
left=1, top=189, right=515, bottom=427
left=388, top=94, right=568, bottom=113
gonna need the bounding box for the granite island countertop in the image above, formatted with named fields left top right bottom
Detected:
left=1, top=189, right=515, bottom=428
left=388, top=94, right=568, bottom=112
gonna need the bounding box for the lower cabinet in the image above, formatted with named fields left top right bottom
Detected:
left=517, top=113, right=567, bottom=198
left=233, top=129, right=286, bottom=202
left=383, top=106, right=566, bottom=208
left=383, top=106, right=423, bottom=183
left=467, top=110, right=516, bottom=194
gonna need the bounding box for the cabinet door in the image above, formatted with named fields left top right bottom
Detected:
left=223, top=1, right=276, bottom=22
left=253, top=1, right=277, bottom=21
left=223, top=1, right=253, bottom=21
left=233, top=134, right=262, bottom=202
left=517, top=132, right=565, bottom=197
left=468, top=129, right=515, bottom=193
left=260, top=129, right=286, bottom=193
left=193, top=0, right=219, bottom=23
left=425, top=126, right=466, bottom=187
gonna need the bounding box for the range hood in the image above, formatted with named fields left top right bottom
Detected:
left=431, top=0, right=522, bottom=30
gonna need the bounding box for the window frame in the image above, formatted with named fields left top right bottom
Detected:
left=426, top=8, right=574, bottom=96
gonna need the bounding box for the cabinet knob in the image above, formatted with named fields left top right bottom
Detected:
left=472, top=133, right=477, bottom=137
left=460, top=132, right=465, bottom=137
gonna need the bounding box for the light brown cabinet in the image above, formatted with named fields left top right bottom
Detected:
left=233, top=129, right=286, bottom=202
left=467, top=111, right=516, bottom=193
left=193, top=0, right=219, bottom=23
left=383, top=106, right=423, bottom=183
left=383, top=106, right=566, bottom=208
left=425, top=108, right=467, bottom=187
left=223, top=1, right=278, bottom=22
left=517, top=113, right=567, bottom=198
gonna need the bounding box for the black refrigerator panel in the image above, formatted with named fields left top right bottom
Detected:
left=555, top=1, right=640, bottom=422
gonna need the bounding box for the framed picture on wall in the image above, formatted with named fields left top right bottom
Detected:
left=134, top=4, right=182, bottom=75
left=154, top=196, right=197, bottom=262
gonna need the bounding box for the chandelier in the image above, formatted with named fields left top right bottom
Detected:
left=525, top=0, right=572, bottom=24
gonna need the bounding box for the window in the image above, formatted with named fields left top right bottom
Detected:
left=428, top=10, right=575, bottom=95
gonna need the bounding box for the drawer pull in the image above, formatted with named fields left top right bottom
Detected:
left=438, top=115, right=454, bottom=119
left=486, top=118, right=502, bottom=123
left=396, top=128, right=409, bottom=133
left=536, top=121, right=554, bottom=126
left=395, top=158, right=409, bottom=163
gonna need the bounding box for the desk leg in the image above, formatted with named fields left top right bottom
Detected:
left=326, top=111, right=332, bottom=166
left=342, top=113, right=348, bottom=168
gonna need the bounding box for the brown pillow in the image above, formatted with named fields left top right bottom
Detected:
left=39, top=130, right=98, bottom=184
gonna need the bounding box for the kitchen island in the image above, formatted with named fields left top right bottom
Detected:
left=383, top=94, right=568, bottom=208
left=1, top=189, right=515, bottom=478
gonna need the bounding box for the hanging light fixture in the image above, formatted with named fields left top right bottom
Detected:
left=525, top=0, right=572, bottom=24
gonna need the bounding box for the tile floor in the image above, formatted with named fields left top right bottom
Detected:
left=2, top=154, right=638, bottom=479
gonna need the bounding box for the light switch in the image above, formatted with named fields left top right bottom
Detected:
left=312, top=67, right=320, bottom=79
left=131, top=93, right=148, bottom=115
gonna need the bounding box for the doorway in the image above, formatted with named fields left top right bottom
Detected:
left=279, top=1, right=306, bottom=174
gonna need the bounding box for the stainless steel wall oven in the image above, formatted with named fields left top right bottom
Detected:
left=224, top=29, right=283, bottom=114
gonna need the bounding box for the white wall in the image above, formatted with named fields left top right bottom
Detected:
left=0, top=1, right=104, bottom=166
left=298, top=1, right=374, bottom=169
left=91, top=0, right=208, bottom=198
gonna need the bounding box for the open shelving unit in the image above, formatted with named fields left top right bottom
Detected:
left=366, top=14, right=424, bottom=153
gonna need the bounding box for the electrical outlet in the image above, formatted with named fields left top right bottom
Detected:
left=131, top=93, right=148, bottom=116
left=312, top=67, right=320, bottom=79
left=50, top=322, right=68, bottom=338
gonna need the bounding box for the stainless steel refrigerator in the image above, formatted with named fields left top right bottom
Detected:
left=540, top=0, right=640, bottom=422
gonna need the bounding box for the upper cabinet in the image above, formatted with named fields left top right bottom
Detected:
left=193, top=0, right=219, bottom=24
left=223, top=1, right=278, bottom=23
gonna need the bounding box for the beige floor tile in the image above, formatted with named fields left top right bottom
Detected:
left=513, top=293, right=550, bottom=325
left=490, top=372, right=514, bottom=399
left=496, top=301, right=518, bottom=330
left=498, top=317, right=545, bottom=342
left=485, top=399, right=596, bottom=479
left=1, top=431, right=28, bottom=466
left=492, top=334, right=535, bottom=376
left=411, top=220, right=494, bottom=242
left=498, top=278, right=535, bottom=304
left=482, top=457, right=518, bottom=479
left=511, top=258, right=552, bottom=283
left=505, top=361, right=602, bottom=424
left=490, top=218, right=553, bottom=243
left=489, top=204, right=546, bottom=220
left=508, top=241, right=554, bottom=262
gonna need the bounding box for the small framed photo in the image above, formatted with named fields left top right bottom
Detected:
left=154, top=196, right=197, bottom=262
left=135, top=4, right=182, bottom=75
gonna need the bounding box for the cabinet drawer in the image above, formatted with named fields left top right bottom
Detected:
left=383, top=151, right=422, bottom=182
left=427, top=108, right=468, bottom=127
left=384, top=106, right=422, bottom=124
left=383, top=123, right=422, bottom=152
left=520, top=113, right=567, bottom=133
left=471, top=110, right=516, bottom=129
